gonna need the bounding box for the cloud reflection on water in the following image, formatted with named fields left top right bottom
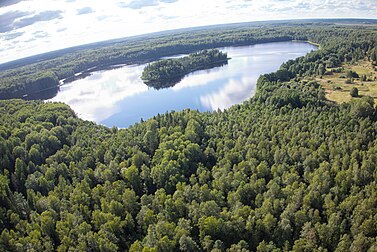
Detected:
left=200, top=76, right=257, bottom=110
left=172, top=66, right=230, bottom=91
left=49, top=64, right=148, bottom=122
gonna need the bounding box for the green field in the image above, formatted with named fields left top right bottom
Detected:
left=315, top=60, right=377, bottom=103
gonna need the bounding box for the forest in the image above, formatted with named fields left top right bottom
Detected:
left=0, top=21, right=377, bottom=251
left=141, top=49, right=228, bottom=89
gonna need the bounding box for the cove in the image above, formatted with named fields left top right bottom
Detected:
left=48, top=41, right=317, bottom=128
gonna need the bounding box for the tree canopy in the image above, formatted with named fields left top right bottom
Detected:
left=141, top=49, right=228, bottom=89
left=0, top=22, right=377, bottom=251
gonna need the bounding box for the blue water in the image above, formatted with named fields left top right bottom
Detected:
left=48, top=41, right=317, bottom=128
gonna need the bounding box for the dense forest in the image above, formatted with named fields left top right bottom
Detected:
left=141, top=49, right=228, bottom=89
left=0, top=21, right=377, bottom=251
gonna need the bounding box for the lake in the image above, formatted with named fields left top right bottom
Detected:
left=48, top=41, right=317, bottom=128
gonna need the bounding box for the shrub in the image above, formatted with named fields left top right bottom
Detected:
left=350, top=87, right=358, bottom=97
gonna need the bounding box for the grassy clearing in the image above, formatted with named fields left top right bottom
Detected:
left=314, top=59, right=377, bottom=104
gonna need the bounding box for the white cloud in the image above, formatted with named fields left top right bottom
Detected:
left=76, top=7, right=93, bottom=15
left=0, top=0, right=376, bottom=64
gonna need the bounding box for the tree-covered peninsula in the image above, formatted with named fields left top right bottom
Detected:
left=141, top=49, right=228, bottom=89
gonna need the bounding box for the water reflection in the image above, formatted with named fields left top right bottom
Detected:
left=49, top=64, right=148, bottom=122
left=48, top=42, right=317, bottom=127
left=200, top=76, right=257, bottom=110
left=25, top=86, right=59, bottom=100
left=171, top=65, right=230, bottom=91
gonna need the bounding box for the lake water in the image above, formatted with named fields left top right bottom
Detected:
left=48, top=41, right=317, bottom=128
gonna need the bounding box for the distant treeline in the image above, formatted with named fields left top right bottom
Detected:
left=141, top=49, right=228, bottom=89
left=0, top=21, right=375, bottom=99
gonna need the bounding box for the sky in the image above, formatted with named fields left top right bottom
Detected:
left=0, top=0, right=376, bottom=64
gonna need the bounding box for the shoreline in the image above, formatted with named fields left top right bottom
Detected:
left=292, top=39, right=321, bottom=49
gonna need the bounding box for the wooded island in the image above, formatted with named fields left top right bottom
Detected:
left=141, top=49, right=228, bottom=89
